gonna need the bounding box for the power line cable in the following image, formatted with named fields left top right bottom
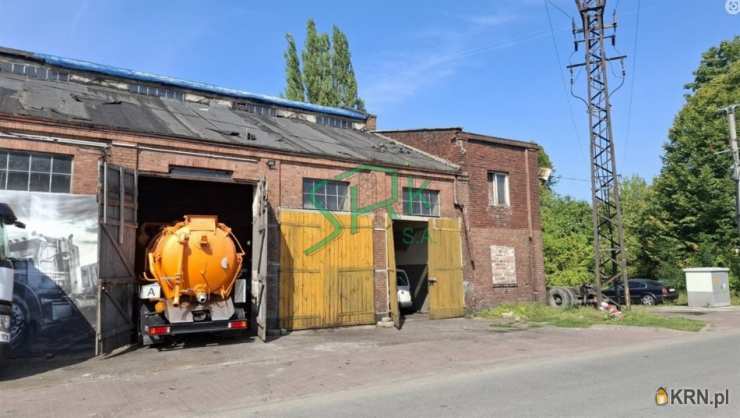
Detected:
left=544, top=0, right=588, bottom=162
left=622, top=0, right=641, bottom=162
left=546, top=0, right=574, bottom=20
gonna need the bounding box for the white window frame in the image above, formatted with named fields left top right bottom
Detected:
left=489, top=171, right=510, bottom=207
left=302, top=178, right=350, bottom=212
left=402, top=187, right=440, bottom=217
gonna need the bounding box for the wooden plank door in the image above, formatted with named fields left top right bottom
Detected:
left=428, top=217, right=465, bottom=319
left=251, top=177, right=269, bottom=341
left=96, top=162, right=137, bottom=355
left=386, top=215, right=400, bottom=328
left=278, top=210, right=374, bottom=330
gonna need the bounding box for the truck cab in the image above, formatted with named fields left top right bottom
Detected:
left=0, top=203, right=25, bottom=361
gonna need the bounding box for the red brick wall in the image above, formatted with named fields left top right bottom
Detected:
left=0, top=138, right=103, bottom=194
left=1, top=125, right=459, bottom=326
left=383, top=130, right=546, bottom=308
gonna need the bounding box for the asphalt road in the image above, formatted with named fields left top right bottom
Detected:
left=236, top=330, right=740, bottom=418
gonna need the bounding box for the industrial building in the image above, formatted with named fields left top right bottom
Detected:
left=0, top=46, right=543, bottom=356
left=380, top=128, right=546, bottom=309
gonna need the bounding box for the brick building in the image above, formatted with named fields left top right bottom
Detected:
left=379, top=128, right=546, bottom=309
left=0, top=47, right=543, bottom=357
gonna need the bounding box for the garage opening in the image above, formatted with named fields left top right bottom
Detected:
left=392, top=220, right=429, bottom=316
left=135, top=175, right=254, bottom=315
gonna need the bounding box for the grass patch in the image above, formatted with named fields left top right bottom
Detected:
left=477, top=303, right=705, bottom=332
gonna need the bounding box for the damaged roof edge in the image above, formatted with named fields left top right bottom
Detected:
left=372, top=132, right=461, bottom=171
left=377, top=127, right=539, bottom=150
left=0, top=47, right=368, bottom=120
left=0, top=113, right=459, bottom=175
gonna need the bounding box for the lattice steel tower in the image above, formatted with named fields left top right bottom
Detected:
left=569, top=0, right=630, bottom=307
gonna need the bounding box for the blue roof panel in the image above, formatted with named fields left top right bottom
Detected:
left=32, top=52, right=368, bottom=120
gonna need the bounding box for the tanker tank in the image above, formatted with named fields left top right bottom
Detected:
left=138, top=215, right=248, bottom=345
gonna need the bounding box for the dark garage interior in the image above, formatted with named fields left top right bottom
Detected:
left=393, top=220, right=429, bottom=314
left=135, top=176, right=254, bottom=280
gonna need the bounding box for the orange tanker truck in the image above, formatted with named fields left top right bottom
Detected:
left=137, top=215, right=248, bottom=345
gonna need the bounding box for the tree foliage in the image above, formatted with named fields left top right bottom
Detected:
left=283, top=34, right=305, bottom=101
left=541, top=187, right=594, bottom=287
left=620, top=175, right=655, bottom=278
left=685, top=36, right=740, bottom=93
left=541, top=37, right=740, bottom=292
left=301, top=19, right=334, bottom=105
left=331, top=26, right=364, bottom=111
left=283, top=20, right=365, bottom=111
left=647, top=37, right=740, bottom=288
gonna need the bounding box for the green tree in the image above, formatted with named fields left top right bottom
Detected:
left=648, top=38, right=740, bottom=288
left=283, top=34, right=305, bottom=101
left=284, top=20, right=365, bottom=110
left=685, top=36, right=740, bottom=93
left=537, top=147, right=593, bottom=286
left=540, top=188, right=594, bottom=287
left=331, top=26, right=364, bottom=111
left=301, top=19, right=335, bottom=106
left=620, top=175, right=655, bottom=278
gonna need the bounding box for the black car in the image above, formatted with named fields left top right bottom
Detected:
left=602, top=279, right=678, bottom=305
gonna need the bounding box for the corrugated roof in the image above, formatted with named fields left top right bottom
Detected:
left=0, top=47, right=367, bottom=120
left=0, top=70, right=458, bottom=173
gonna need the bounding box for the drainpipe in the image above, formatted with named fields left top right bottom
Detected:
left=524, top=148, right=538, bottom=301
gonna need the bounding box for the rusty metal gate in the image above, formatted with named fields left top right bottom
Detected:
left=278, top=210, right=375, bottom=330
left=96, top=162, right=137, bottom=355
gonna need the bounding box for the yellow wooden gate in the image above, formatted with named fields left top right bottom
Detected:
left=279, top=210, right=375, bottom=330
left=428, top=217, right=465, bottom=319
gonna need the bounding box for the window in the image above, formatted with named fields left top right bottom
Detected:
left=403, top=187, right=440, bottom=217
left=628, top=280, right=647, bottom=290
left=489, top=172, right=510, bottom=207
left=0, top=150, right=72, bottom=193
left=317, top=115, right=351, bottom=129
left=303, top=178, right=349, bottom=211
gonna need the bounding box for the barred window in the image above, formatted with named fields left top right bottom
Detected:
left=303, top=178, right=349, bottom=211
left=0, top=150, right=72, bottom=193
left=403, top=187, right=439, bottom=217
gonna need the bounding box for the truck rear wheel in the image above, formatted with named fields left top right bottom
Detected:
left=138, top=303, right=165, bottom=347
left=548, top=287, right=573, bottom=308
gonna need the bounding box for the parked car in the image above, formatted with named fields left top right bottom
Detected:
left=396, top=270, right=413, bottom=309
left=602, top=279, right=678, bottom=305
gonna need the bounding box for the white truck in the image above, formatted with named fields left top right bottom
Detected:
left=0, top=203, right=25, bottom=362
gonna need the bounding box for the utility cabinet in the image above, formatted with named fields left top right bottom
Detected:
left=683, top=267, right=731, bottom=308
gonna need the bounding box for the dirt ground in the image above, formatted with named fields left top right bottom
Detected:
left=1, top=307, right=739, bottom=417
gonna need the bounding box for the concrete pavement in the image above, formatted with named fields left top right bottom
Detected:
left=1, top=308, right=738, bottom=417
left=240, top=324, right=740, bottom=417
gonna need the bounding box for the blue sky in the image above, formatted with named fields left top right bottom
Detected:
left=0, top=1, right=737, bottom=200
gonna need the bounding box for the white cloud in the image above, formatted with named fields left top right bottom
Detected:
left=358, top=4, right=539, bottom=111
left=360, top=27, right=550, bottom=109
